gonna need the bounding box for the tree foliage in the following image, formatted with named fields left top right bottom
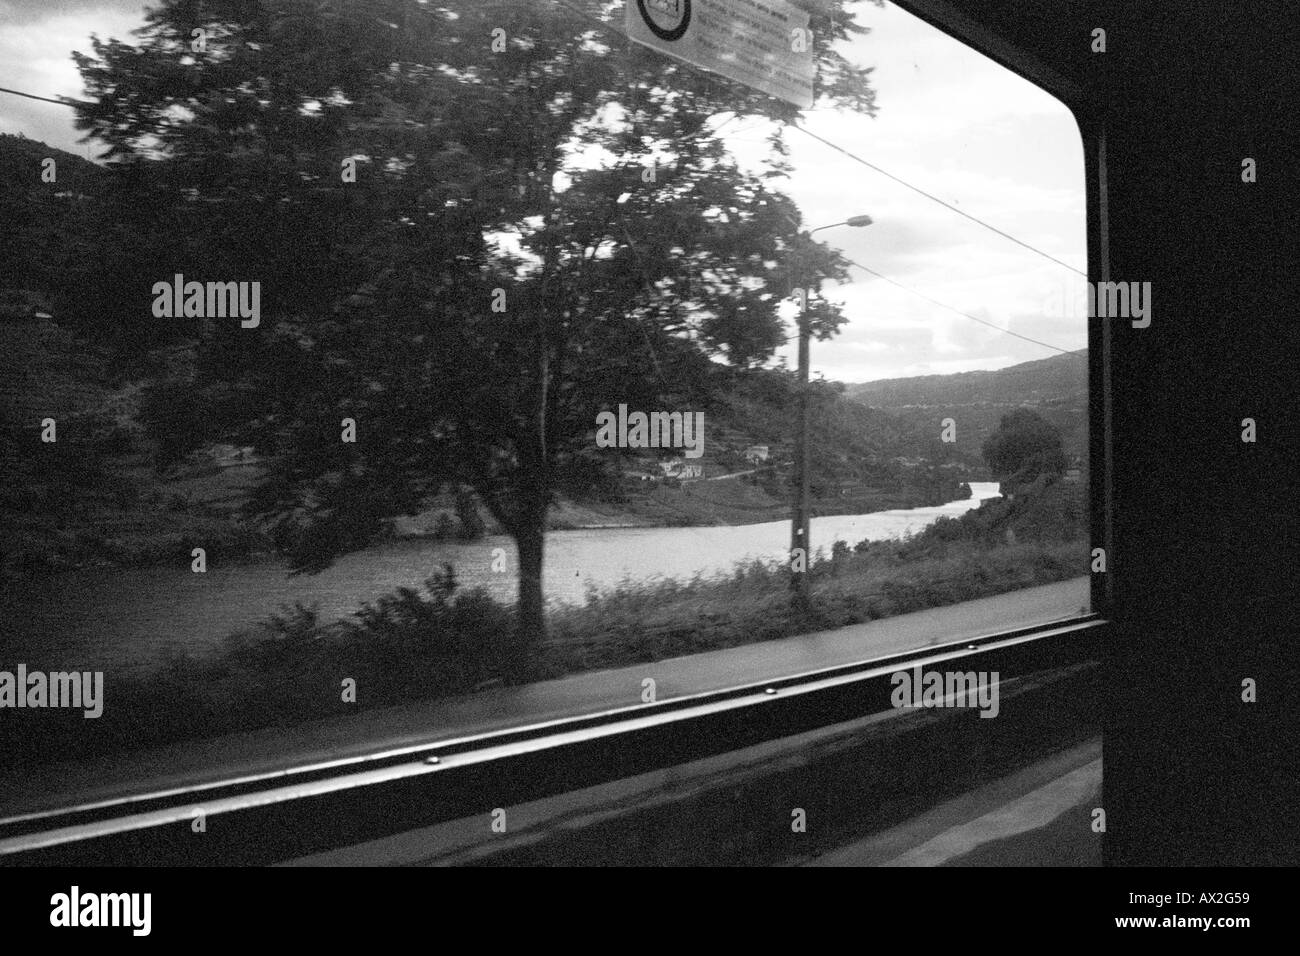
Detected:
left=71, top=0, right=882, bottom=668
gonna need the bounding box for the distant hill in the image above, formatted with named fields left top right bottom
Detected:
left=0, top=133, right=108, bottom=341
left=0, top=132, right=105, bottom=194
left=0, top=132, right=190, bottom=361
left=843, top=351, right=1089, bottom=468
left=566, top=366, right=973, bottom=526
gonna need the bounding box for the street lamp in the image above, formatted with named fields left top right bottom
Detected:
left=790, top=213, right=872, bottom=611
left=810, top=215, right=874, bottom=235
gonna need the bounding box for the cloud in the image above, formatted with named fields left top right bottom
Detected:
left=768, top=1, right=1086, bottom=384
left=0, top=3, right=149, bottom=153
left=0, top=0, right=147, bottom=27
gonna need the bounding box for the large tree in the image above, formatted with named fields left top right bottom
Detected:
left=73, top=0, right=881, bottom=676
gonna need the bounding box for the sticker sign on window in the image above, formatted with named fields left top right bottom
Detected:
left=626, top=0, right=815, bottom=108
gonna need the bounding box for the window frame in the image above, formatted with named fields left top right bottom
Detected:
left=0, top=616, right=1104, bottom=865
left=0, top=0, right=1111, bottom=865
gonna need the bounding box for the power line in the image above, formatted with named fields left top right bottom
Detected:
left=0, top=86, right=83, bottom=107
left=840, top=254, right=1085, bottom=358
left=791, top=122, right=1087, bottom=278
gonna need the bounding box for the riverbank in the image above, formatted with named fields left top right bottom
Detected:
left=1, top=479, right=1087, bottom=770
left=2, top=485, right=1004, bottom=675
left=3, top=450, right=972, bottom=576
left=400, top=474, right=973, bottom=536
left=3, top=540, right=1086, bottom=769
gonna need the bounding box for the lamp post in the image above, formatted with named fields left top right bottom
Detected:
left=790, top=214, right=873, bottom=611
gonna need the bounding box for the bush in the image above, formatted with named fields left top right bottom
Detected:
left=982, top=408, right=1065, bottom=483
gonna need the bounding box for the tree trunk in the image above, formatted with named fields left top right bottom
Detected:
left=508, top=517, right=547, bottom=684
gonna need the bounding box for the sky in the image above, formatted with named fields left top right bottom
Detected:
left=0, top=1, right=152, bottom=149
left=0, top=0, right=1088, bottom=384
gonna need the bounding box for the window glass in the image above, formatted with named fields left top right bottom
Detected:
left=0, top=0, right=1086, bottom=815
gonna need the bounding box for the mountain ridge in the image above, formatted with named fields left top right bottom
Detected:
left=842, top=350, right=1088, bottom=464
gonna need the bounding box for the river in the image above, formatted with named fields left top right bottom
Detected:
left=0, top=482, right=1001, bottom=674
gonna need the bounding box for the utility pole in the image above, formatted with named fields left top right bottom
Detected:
left=790, top=240, right=813, bottom=611
left=788, top=215, right=873, bottom=611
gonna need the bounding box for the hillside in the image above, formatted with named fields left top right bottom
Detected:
left=844, top=351, right=1088, bottom=469
left=599, top=369, right=971, bottom=523
left=0, top=131, right=194, bottom=363
left=0, top=316, right=111, bottom=426
left=0, top=133, right=109, bottom=320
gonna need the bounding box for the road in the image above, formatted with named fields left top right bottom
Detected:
left=1, top=576, right=1090, bottom=817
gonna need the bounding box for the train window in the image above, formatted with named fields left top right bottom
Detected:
left=0, top=0, right=1087, bottom=821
